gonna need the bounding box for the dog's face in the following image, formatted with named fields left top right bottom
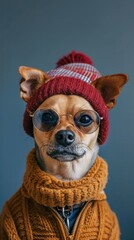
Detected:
left=19, top=65, right=128, bottom=180
left=33, top=94, right=99, bottom=180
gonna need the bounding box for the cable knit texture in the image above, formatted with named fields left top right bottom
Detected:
left=0, top=149, right=120, bottom=239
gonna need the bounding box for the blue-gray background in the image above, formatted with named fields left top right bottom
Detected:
left=0, top=0, right=134, bottom=239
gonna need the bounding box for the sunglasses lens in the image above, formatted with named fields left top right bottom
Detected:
left=33, top=109, right=59, bottom=132
left=74, top=110, right=100, bottom=134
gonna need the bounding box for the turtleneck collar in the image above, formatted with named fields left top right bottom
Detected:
left=22, top=149, right=108, bottom=207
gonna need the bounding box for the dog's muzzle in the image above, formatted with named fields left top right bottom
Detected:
left=47, top=149, right=86, bottom=161
left=46, top=130, right=85, bottom=161
left=47, top=141, right=86, bottom=162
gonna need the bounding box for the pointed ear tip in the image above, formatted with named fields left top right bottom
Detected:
left=18, top=66, right=26, bottom=74
left=120, top=73, right=128, bottom=85
left=18, top=66, right=22, bottom=73
left=114, top=73, right=128, bottom=84
left=124, top=74, right=128, bottom=82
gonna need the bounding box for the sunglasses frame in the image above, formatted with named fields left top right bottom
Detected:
left=30, top=108, right=103, bottom=134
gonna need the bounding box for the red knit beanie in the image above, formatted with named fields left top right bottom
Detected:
left=23, top=51, right=109, bottom=145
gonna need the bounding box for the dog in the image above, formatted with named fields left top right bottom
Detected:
left=0, top=51, right=128, bottom=239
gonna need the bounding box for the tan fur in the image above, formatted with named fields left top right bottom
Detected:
left=34, top=95, right=99, bottom=181
left=19, top=66, right=49, bottom=102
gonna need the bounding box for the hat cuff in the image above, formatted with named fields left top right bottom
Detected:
left=23, top=77, right=109, bottom=145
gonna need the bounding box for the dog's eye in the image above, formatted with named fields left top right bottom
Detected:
left=75, top=113, right=93, bottom=127
left=33, top=109, right=58, bottom=132
left=42, top=111, right=56, bottom=122
left=41, top=110, right=58, bottom=126
left=74, top=110, right=101, bottom=134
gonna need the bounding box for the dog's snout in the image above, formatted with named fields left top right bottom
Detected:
left=55, top=130, right=75, bottom=147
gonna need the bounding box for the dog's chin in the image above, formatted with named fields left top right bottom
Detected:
left=47, top=151, right=86, bottom=162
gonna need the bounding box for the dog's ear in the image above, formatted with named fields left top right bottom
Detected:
left=19, top=66, right=49, bottom=102
left=92, top=74, right=128, bottom=109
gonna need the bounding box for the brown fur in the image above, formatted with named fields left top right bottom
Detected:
left=92, top=74, right=128, bottom=109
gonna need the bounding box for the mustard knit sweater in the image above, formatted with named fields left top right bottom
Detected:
left=0, top=149, right=120, bottom=239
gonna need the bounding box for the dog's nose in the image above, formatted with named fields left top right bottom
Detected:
left=55, top=130, right=75, bottom=146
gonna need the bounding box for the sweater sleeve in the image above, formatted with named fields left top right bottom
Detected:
left=0, top=202, right=20, bottom=240
left=109, top=212, right=120, bottom=240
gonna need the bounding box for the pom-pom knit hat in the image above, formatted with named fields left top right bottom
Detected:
left=23, top=51, right=109, bottom=145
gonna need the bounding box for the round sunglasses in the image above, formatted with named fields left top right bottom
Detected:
left=30, top=109, right=103, bottom=134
